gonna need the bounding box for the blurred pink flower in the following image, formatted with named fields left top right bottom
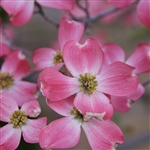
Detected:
left=0, top=92, right=47, bottom=150
left=1, top=0, right=74, bottom=26
left=107, top=0, right=150, bottom=28
left=137, top=0, right=150, bottom=28
left=39, top=97, right=124, bottom=150
left=0, top=49, right=37, bottom=106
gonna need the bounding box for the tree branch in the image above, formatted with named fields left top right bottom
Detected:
left=35, top=2, right=59, bottom=28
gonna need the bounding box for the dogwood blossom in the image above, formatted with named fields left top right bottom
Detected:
left=0, top=92, right=47, bottom=150
left=102, top=43, right=150, bottom=112
left=39, top=38, right=139, bottom=116
left=32, top=17, right=84, bottom=71
left=39, top=97, right=124, bottom=150
left=0, top=49, right=37, bottom=106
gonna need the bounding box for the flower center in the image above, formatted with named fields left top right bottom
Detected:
left=70, top=107, right=83, bottom=121
left=53, top=51, right=64, bottom=65
left=9, top=110, right=27, bottom=128
left=78, top=73, right=98, bottom=94
left=0, top=72, right=14, bottom=89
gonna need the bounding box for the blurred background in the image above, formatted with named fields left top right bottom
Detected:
left=1, top=3, right=150, bottom=150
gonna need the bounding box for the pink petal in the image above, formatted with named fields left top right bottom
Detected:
left=8, top=81, right=37, bottom=106
left=111, top=84, right=145, bottom=112
left=1, top=50, right=30, bottom=79
left=102, top=43, right=125, bottom=66
left=126, top=43, right=150, bottom=74
left=46, top=96, right=74, bottom=117
left=0, top=92, right=18, bottom=122
left=32, top=48, right=57, bottom=71
left=128, top=83, right=145, bottom=101
left=107, top=0, right=136, bottom=8
left=38, top=67, right=80, bottom=101
left=137, top=0, right=150, bottom=28
left=111, top=96, right=131, bottom=112
left=74, top=91, right=114, bottom=120
left=82, top=118, right=124, bottom=150
left=1, top=0, right=34, bottom=26
left=39, top=117, right=81, bottom=149
left=0, top=124, right=21, bottom=150
left=22, top=117, right=47, bottom=143
left=63, top=38, right=104, bottom=77
left=37, top=0, right=74, bottom=10
left=21, top=100, right=41, bottom=117
left=58, top=17, right=84, bottom=49
left=0, top=43, right=11, bottom=57
left=97, top=61, right=139, bottom=96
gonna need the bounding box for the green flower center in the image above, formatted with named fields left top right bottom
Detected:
left=78, top=73, right=98, bottom=94
left=53, top=51, right=64, bottom=65
left=0, top=72, right=14, bottom=89
left=9, top=110, right=27, bottom=128
left=70, top=107, right=83, bottom=121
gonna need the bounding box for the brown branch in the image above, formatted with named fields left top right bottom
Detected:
left=143, top=78, right=150, bottom=87
left=35, top=2, right=59, bottom=28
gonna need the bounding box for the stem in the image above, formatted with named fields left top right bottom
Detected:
left=143, top=78, right=150, bottom=87
left=35, top=2, right=59, bottom=28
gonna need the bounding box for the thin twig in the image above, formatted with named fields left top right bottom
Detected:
left=35, top=2, right=59, bottom=28
left=143, top=78, right=150, bottom=87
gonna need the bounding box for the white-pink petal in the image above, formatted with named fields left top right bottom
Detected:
left=39, top=67, right=80, bottom=101
left=39, top=117, right=81, bottom=149
left=58, top=17, right=84, bottom=49
left=46, top=96, right=74, bottom=117
left=63, top=38, right=104, bottom=77
left=97, top=61, right=139, bottom=96
left=22, top=117, right=47, bottom=143
left=82, top=118, right=124, bottom=150
left=74, top=91, right=114, bottom=120
left=21, top=100, right=41, bottom=117
left=32, top=48, right=57, bottom=71
left=0, top=92, right=18, bottom=122
left=0, top=124, right=21, bottom=150
left=126, top=43, right=150, bottom=74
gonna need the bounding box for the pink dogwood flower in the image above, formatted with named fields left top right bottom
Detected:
left=32, top=17, right=84, bottom=71
left=39, top=38, right=139, bottom=116
left=0, top=49, right=38, bottom=106
left=102, top=43, right=150, bottom=112
left=39, top=97, right=124, bottom=150
left=0, top=92, right=47, bottom=150
left=1, top=0, right=74, bottom=26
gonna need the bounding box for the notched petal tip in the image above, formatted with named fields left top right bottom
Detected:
left=18, top=52, right=25, bottom=59
left=84, top=112, right=106, bottom=122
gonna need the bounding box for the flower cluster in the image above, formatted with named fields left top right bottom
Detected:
left=0, top=0, right=150, bottom=150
